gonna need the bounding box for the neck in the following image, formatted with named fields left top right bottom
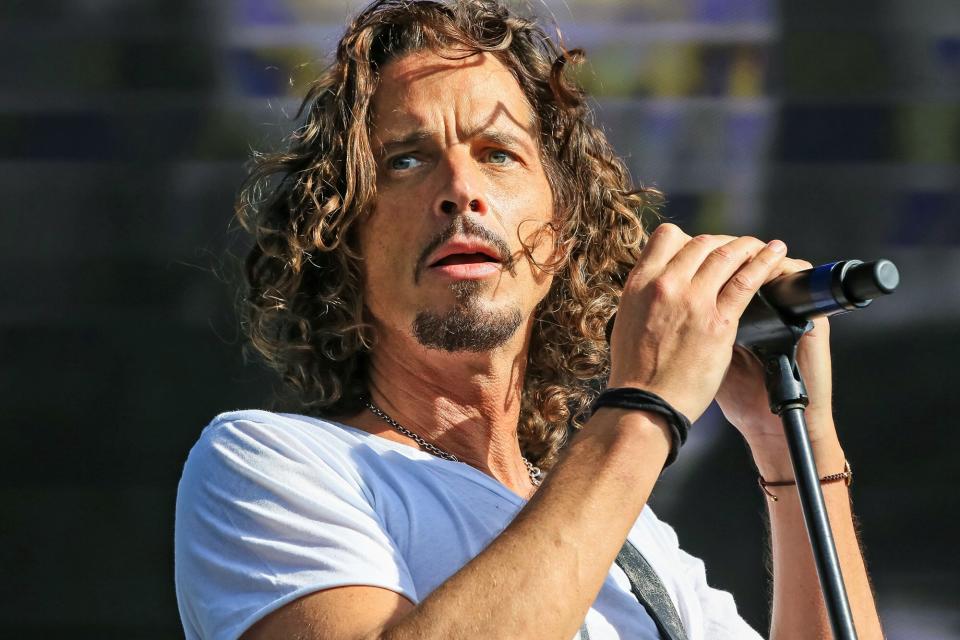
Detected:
left=350, top=319, right=535, bottom=497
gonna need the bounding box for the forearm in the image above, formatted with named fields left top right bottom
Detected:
left=378, top=408, right=671, bottom=640
left=753, top=434, right=883, bottom=640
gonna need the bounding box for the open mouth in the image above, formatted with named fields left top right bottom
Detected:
left=418, top=236, right=508, bottom=282
left=431, top=252, right=501, bottom=267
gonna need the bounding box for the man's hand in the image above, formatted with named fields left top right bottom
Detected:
left=715, top=264, right=836, bottom=451
left=607, top=223, right=793, bottom=424
left=608, top=224, right=882, bottom=639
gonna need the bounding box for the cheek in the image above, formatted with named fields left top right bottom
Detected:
left=515, top=219, right=556, bottom=267
left=512, top=182, right=557, bottom=259
left=359, top=208, right=421, bottom=283
left=357, top=214, right=393, bottom=289
left=358, top=232, right=402, bottom=325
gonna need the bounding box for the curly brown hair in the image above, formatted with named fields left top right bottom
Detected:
left=235, top=0, right=661, bottom=470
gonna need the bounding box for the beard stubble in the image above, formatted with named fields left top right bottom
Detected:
left=411, top=280, right=523, bottom=352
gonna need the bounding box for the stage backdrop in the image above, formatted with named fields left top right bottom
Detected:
left=2, top=0, right=958, bottom=637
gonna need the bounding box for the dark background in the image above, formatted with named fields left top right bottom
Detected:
left=2, top=0, right=958, bottom=637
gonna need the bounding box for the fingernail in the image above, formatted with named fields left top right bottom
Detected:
left=768, top=240, right=786, bottom=253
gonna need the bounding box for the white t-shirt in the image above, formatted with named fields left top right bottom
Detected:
left=174, top=410, right=762, bottom=640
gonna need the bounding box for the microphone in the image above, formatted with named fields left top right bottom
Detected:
left=604, top=259, right=900, bottom=347
left=735, top=259, right=900, bottom=347
left=752, top=259, right=899, bottom=319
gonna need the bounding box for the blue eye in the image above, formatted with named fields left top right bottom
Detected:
left=488, top=150, right=512, bottom=164
left=389, top=155, right=422, bottom=171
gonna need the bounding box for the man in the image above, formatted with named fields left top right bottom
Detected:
left=175, top=1, right=883, bottom=638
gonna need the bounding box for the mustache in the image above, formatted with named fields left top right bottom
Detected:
left=414, top=217, right=516, bottom=283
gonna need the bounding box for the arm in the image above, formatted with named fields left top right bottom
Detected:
left=243, top=225, right=825, bottom=640
left=718, top=302, right=883, bottom=637
left=755, top=433, right=882, bottom=640
left=243, top=408, right=674, bottom=640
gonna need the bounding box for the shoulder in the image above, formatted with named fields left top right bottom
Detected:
left=176, top=409, right=387, bottom=529
left=174, top=410, right=421, bottom=639
left=184, top=409, right=371, bottom=479
left=200, top=408, right=366, bottom=452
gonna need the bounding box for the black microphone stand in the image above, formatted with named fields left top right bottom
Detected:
left=737, top=295, right=858, bottom=640
left=606, top=258, right=897, bottom=638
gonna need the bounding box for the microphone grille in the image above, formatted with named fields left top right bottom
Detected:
left=843, top=259, right=900, bottom=302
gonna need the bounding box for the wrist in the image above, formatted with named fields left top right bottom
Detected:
left=590, top=405, right=672, bottom=436
left=748, top=431, right=846, bottom=481
left=590, top=388, right=690, bottom=468
left=588, top=406, right=673, bottom=456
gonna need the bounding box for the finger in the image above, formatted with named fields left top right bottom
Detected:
left=691, top=235, right=769, bottom=292
left=634, top=223, right=691, bottom=274
left=661, top=233, right=737, bottom=281
left=716, top=240, right=788, bottom=317
left=765, top=257, right=813, bottom=283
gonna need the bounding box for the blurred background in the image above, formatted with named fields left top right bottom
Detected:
left=2, top=0, right=958, bottom=637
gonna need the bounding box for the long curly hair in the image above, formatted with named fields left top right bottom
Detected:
left=235, top=0, right=661, bottom=470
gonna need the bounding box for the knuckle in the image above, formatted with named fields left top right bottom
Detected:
left=654, top=223, right=678, bottom=238
left=690, top=234, right=715, bottom=248
left=729, top=273, right=755, bottom=294
left=755, top=249, right=781, bottom=266
left=710, top=244, right=735, bottom=263
left=650, top=275, right=676, bottom=299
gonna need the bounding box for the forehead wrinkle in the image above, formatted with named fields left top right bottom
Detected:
left=458, top=103, right=535, bottom=141
left=373, top=51, right=538, bottom=143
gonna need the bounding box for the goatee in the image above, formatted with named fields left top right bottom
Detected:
left=412, top=281, right=522, bottom=352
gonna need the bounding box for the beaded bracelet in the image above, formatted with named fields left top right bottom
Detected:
left=758, top=460, right=853, bottom=502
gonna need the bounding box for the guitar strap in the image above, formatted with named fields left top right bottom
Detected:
left=578, top=539, right=688, bottom=640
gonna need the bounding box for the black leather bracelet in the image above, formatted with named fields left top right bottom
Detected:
left=589, top=387, right=691, bottom=468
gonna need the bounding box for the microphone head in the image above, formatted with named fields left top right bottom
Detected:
left=842, top=259, right=900, bottom=302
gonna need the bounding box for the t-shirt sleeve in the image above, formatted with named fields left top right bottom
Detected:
left=674, top=545, right=765, bottom=639
left=637, top=508, right=764, bottom=640
left=174, top=416, right=417, bottom=640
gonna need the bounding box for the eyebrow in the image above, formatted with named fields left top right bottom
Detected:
left=477, top=129, right=531, bottom=152
left=377, top=126, right=536, bottom=157
left=378, top=131, right=434, bottom=156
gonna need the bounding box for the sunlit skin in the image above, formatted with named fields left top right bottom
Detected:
left=244, top=47, right=883, bottom=640
left=343, top=48, right=841, bottom=496
left=344, top=50, right=557, bottom=496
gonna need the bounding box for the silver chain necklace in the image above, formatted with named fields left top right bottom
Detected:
left=364, top=399, right=543, bottom=487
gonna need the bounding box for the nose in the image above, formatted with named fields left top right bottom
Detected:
left=434, top=149, right=488, bottom=217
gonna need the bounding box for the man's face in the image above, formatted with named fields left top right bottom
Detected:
left=360, top=50, right=556, bottom=352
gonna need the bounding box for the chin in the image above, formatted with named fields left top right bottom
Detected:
left=411, top=296, right=523, bottom=353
